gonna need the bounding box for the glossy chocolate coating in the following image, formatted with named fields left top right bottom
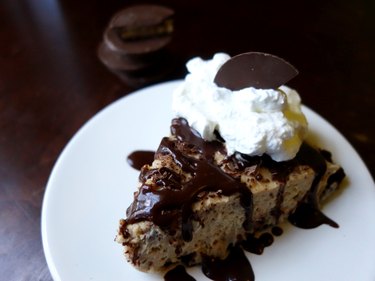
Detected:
left=214, top=52, right=298, bottom=90
left=125, top=118, right=252, bottom=242
left=125, top=118, right=345, bottom=281
left=127, top=150, right=155, bottom=170
left=105, top=5, right=174, bottom=55
left=97, top=42, right=156, bottom=72
left=124, top=118, right=343, bottom=240
left=98, top=5, right=175, bottom=87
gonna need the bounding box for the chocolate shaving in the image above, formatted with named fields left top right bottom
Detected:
left=214, top=52, right=298, bottom=90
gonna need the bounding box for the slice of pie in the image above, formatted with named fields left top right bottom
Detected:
left=116, top=117, right=344, bottom=272
left=115, top=52, right=345, bottom=276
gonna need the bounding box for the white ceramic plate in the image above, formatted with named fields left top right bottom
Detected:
left=42, top=80, right=375, bottom=281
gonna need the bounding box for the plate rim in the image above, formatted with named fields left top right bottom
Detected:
left=41, top=79, right=375, bottom=281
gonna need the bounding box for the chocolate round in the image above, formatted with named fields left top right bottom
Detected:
left=104, top=5, right=174, bottom=55
left=108, top=57, right=174, bottom=88
left=97, top=42, right=160, bottom=72
left=214, top=52, right=298, bottom=90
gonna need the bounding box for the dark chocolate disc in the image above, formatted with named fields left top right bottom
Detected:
left=97, top=42, right=155, bottom=71
left=214, top=52, right=298, bottom=90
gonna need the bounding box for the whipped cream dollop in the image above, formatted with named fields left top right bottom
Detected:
left=172, top=53, right=308, bottom=162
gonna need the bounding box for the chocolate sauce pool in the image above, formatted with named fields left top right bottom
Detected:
left=164, top=265, right=195, bottom=281
left=124, top=118, right=344, bottom=281
left=202, top=246, right=254, bottom=281
left=166, top=232, right=276, bottom=281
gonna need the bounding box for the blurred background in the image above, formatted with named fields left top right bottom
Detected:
left=1, top=0, right=374, bottom=280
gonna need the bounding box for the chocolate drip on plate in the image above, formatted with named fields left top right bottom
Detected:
left=288, top=143, right=339, bottom=229
left=127, top=150, right=155, bottom=170
left=202, top=246, right=255, bottom=281
left=242, top=232, right=274, bottom=255
left=231, top=142, right=341, bottom=229
left=164, top=265, right=196, bottom=281
left=164, top=228, right=279, bottom=281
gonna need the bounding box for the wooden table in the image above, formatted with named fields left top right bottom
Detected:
left=1, top=0, right=374, bottom=280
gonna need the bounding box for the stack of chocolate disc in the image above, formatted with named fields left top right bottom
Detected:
left=98, top=5, right=174, bottom=87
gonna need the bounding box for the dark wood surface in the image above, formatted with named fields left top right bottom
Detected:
left=1, top=0, right=374, bottom=280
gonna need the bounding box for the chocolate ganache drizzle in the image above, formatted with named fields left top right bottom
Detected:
left=229, top=143, right=342, bottom=229
left=123, top=118, right=344, bottom=281
left=122, top=52, right=346, bottom=281
left=125, top=118, right=252, bottom=242
left=288, top=144, right=340, bottom=228
left=127, top=150, right=155, bottom=170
